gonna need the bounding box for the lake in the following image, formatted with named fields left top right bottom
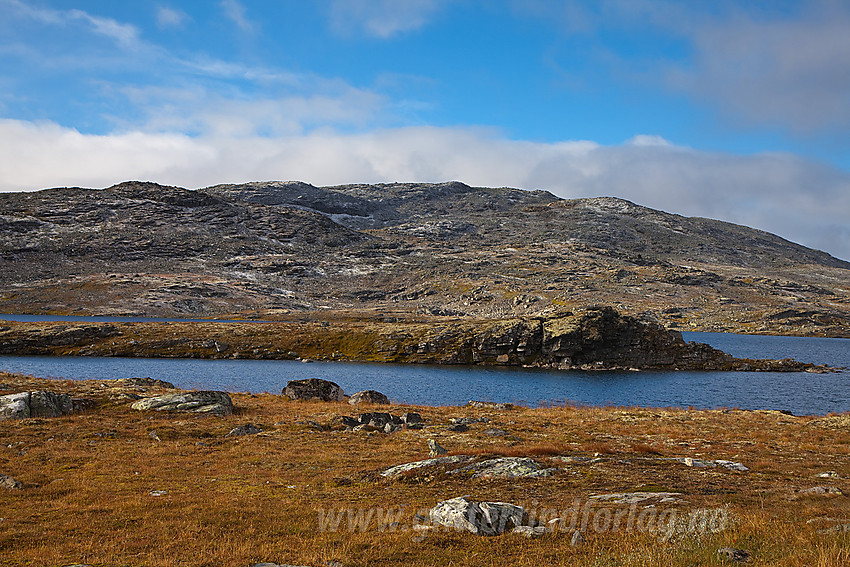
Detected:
left=0, top=315, right=847, bottom=415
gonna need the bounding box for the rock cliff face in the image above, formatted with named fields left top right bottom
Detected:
left=1, top=180, right=849, bottom=336
left=0, top=307, right=828, bottom=371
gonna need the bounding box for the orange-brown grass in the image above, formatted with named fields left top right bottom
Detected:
left=584, top=442, right=618, bottom=455
left=630, top=443, right=664, bottom=455
left=449, top=443, right=570, bottom=458
left=1, top=371, right=849, bottom=567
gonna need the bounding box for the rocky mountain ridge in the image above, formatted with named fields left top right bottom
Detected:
left=1, top=180, right=848, bottom=336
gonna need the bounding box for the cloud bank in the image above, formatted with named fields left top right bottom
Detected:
left=2, top=118, right=848, bottom=261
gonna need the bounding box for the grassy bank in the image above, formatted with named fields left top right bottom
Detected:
left=1, top=372, right=849, bottom=566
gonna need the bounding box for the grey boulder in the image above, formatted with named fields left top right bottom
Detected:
left=0, top=391, right=74, bottom=420
left=131, top=391, right=233, bottom=416
left=429, top=496, right=528, bottom=536
left=348, top=390, right=390, bottom=405
left=282, top=379, right=344, bottom=402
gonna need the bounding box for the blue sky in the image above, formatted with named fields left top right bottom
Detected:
left=1, top=0, right=849, bottom=260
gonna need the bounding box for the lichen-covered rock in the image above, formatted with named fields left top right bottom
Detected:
left=0, top=391, right=74, bottom=420
left=448, top=457, right=556, bottom=479
left=428, top=439, right=447, bottom=456
left=429, top=496, right=528, bottom=536
left=380, top=455, right=475, bottom=478
left=1, top=473, right=24, bottom=490
left=130, top=391, right=233, bottom=416
left=348, top=390, right=390, bottom=405
left=282, top=379, right=344, bottom=402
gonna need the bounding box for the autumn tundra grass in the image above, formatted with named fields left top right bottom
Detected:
left=1, top=371, right=849, bottom=566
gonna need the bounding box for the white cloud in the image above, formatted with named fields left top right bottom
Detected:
left=156, top=6, right=189, bottom=29
left=220, top=0, right=254, bottom=33
left=2, top=118, right=848, bottom=261
left=1, top=0, right=141, bottom=50
left=329, top=0, right=446, bottom=38
left=670, top=2, right=850, bottom=133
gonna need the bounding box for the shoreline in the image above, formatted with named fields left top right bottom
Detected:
left=0, top=307, right=840, bottom=373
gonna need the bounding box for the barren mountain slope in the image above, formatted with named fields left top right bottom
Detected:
left=1, top=180, right=848, bottom=336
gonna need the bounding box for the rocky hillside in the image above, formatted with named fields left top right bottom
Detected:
left=1, top=180, right=849, bottom=336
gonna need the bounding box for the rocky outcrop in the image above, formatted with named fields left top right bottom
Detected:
left=429, top=496, right=528, bottom=536
left=0, top=307, right=836, bottom=371
left=282, top=379, right=344, bottom=402
left=348, top=390, right=390, bottom=405
left=0, top=391, right=74, bottom=419
left=130, top=391, right=233, bottom=416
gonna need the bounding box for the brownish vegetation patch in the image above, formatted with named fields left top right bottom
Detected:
left=1, top=371, right=849, bottom=566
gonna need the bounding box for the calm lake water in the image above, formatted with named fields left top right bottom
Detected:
left=0, top=315, right=848, bottom=415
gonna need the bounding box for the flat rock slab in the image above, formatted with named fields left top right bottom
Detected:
left=449, top=457, right=556, bottom=479
left=282, top=378, right=344, bottom=402
left=589, top=492, right=686, bottom=505
left=131, top=391, right=233, bottom=416
left=429, top=496, right=528, bottom=536
left=381, top=455, right=475, bottom=478
left=665, top=457, right=749, bottom=471
left=797, top=486, right=844, bottom=497
left=0, top=391, right=74, bottom=420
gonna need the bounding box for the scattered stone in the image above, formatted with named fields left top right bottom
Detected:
left=428, top=439, right=447, bottom=457
left=149, top=490, right=168, bottom=497
left=450, top=417, right=489, bottom=425
left=512, top=525, right=547, bottom=538
left=429, top=496, right=528, bottom=536
left=483, top=428, right=509, bottom=437
left=357, top=412, right=395, bottom=428
left=348, top=390, right=390, bottom=405
left=447, top=423, right=469, bottom=432
left=227, top=423, right=262, bottom=437
left=380, top=455, right=475, bottom=478
left=0, top=473, right=23, bottom=490
left=400, top=412, right=423, bottom=425
left=570, top=530, right=585, bottom=546
left=334, top=415, right=360, bottom=428
left=466, top=400, right=513, bottom=410
left=296, top=420, right=324, bottom=431
left=131, top=391, right=233, bottom=416
left=816, top=471, right=841, bottom=479
left=717, top=547, right=751, bottom=562
left=0, top=391, right=74, bottom=420
left=449, top=457, right=556, bottom=479
left=114, top=377, right=176, bottom=389
left=714, top=460, right=750, bottom=472
left=797, top=486, right=844, bottom=496
left=282, top=378, right=344, bottom=402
